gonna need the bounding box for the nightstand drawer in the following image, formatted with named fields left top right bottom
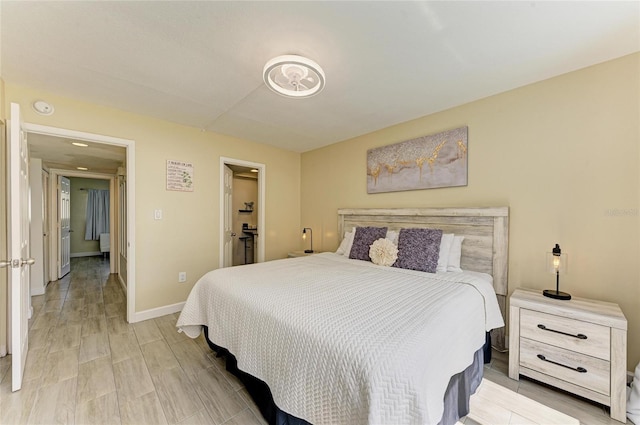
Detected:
left=520, top=308, right=610, bottom=360
left=520, top=338, right=610, bottom=396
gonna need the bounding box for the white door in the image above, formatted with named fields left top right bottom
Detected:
left=223, top=165, right=234, bottom=267
left=42, top=171, right=50, bottom=285
left=3, top=102, right=34, bottom=391
left=58, top=176, right=71, bottom=277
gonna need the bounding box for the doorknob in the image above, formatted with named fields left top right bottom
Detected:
left=231, top=232, right=237, bottom=237
left=0, top=259, right=32, bottom=268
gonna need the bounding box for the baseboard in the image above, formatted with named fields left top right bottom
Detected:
left=0, top=344, right=6, bottom=357
left=117, top=274, right=127, bottom=294
left=31, top=285, right=45, bottom=296
left=132, top=302, right=185, bottom=323
left=70, top=251, right=101, bottom=258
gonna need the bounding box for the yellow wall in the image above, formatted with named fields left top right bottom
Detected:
left=301, top=53, right=640, bottom=369
left=4, top=84, right=301, bottom=312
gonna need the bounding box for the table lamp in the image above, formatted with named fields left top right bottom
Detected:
left=543, top=243, right=570, bottom=300
left=302, top=228, right=314, bottom=253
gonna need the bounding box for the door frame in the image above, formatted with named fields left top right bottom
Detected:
left=49, top=171, right=115, bottom=277
left=219, top=157, right=265, bottom=267
left=42, top=169, right=50, bottom=289
left=23, top=123, right=137, bottom=323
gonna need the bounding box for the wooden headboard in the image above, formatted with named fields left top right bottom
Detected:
left=337, top=207, right=509, bottom=349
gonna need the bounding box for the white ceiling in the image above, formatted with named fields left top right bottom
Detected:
left=27, top=133, right=126, bottom=175
left=2, top=1, right=639, bottom=157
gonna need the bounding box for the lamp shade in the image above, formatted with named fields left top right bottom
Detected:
left=543, top=243, right=571, bottom=300
left=546, top=244, right=568, bottom=274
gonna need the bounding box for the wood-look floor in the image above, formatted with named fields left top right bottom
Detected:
left=0, top=256, right=630, bottom=424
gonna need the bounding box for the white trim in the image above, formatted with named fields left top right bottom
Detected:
left=0, top=344, right=6, bottom=357
left=47, top=169, right=114, bottom=180
left=22, top=123, right=137, bottom=324
left=31, top=286, right=45, bottom=296
left=219, top=157, right=266, bottom=267
left=126, top=143, right=135, bottom=323
left=70, top=251, right=102, bottom=258
left=118, top=273, right=127, bottom=296
left=49, top=171, right=115, bottom=278
left=24, top=123, right=132, bottom=147
left=132, top=302, right=185, bottom=323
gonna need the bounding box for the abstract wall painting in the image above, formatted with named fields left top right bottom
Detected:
left=367, top=126, right=468, bottom=193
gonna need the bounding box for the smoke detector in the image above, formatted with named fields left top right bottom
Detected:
left=32, top=100, right=54, bottom=116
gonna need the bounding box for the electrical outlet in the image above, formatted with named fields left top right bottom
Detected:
left=178, top=272, right=187, bottom=283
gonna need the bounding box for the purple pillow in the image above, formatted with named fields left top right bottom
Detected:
left=349, top=226, right=388, bottom=261
left=393, top=228, right=443, bottom=273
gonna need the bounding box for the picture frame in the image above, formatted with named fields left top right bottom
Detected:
left=367, top=126, right=467, bottom=193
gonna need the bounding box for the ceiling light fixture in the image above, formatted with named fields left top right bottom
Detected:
left=263, top=55, right=325, bottom=98
left=32, top=100, right=54, bottom=116
left=72, top=142, right=89, bottom=147
left=250, top=169, right=259, bottom=173
left=77, top=167, right=88, bottom=171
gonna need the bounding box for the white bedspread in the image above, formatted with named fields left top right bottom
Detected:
left=177, top=253, right=504, bottom=425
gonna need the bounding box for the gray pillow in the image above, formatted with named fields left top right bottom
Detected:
left=349, top=226, right=388, bottom=261
left=393, top=228, right=443, bottom=273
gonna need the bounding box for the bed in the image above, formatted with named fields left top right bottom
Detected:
left=177, top=207, right=509, bottom=425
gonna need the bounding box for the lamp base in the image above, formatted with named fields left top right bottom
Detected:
left=304, top=249, right=314, bottom=254
left=543, top=289, right=571, bottom=300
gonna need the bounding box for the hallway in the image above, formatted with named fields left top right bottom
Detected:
left=0, top=256, right=265, bottom=424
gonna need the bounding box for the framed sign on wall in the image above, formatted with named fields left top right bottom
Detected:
left=166, top=160, right=194, bottom=192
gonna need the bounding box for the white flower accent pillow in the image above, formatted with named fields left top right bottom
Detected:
left=369, top=238, right=399, bottom=267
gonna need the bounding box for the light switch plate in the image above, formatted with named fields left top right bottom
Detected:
left=154, top=209, right=162, bottom=220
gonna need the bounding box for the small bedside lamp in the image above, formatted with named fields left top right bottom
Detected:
left=302, top=228, right=314, bottom=253
left=543, top=243, right=571, bottom=300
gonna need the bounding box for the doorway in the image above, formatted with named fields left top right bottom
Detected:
left=47, top=171, right=115, bottom=280
left=24, top=123, right=136, bottom=322
left=219, top=157, right=265, bottom=268
left=230, top=166, right=258, bottom=266
left=66, top=176, right=111, bottom=261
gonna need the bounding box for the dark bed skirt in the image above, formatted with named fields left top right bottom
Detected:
left=203, top=327, right=489, bottom=425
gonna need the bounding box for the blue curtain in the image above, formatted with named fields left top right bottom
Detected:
left=85, top=189, right=110, bottom=240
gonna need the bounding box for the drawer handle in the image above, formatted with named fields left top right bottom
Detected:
left=537, top=324, right=587, bottom=340
left=537, top=354, right=587, bottom=373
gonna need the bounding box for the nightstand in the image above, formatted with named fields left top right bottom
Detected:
left=508, top=288, right=627, bottom=422
left=287, top=251, right=317, bottom=258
